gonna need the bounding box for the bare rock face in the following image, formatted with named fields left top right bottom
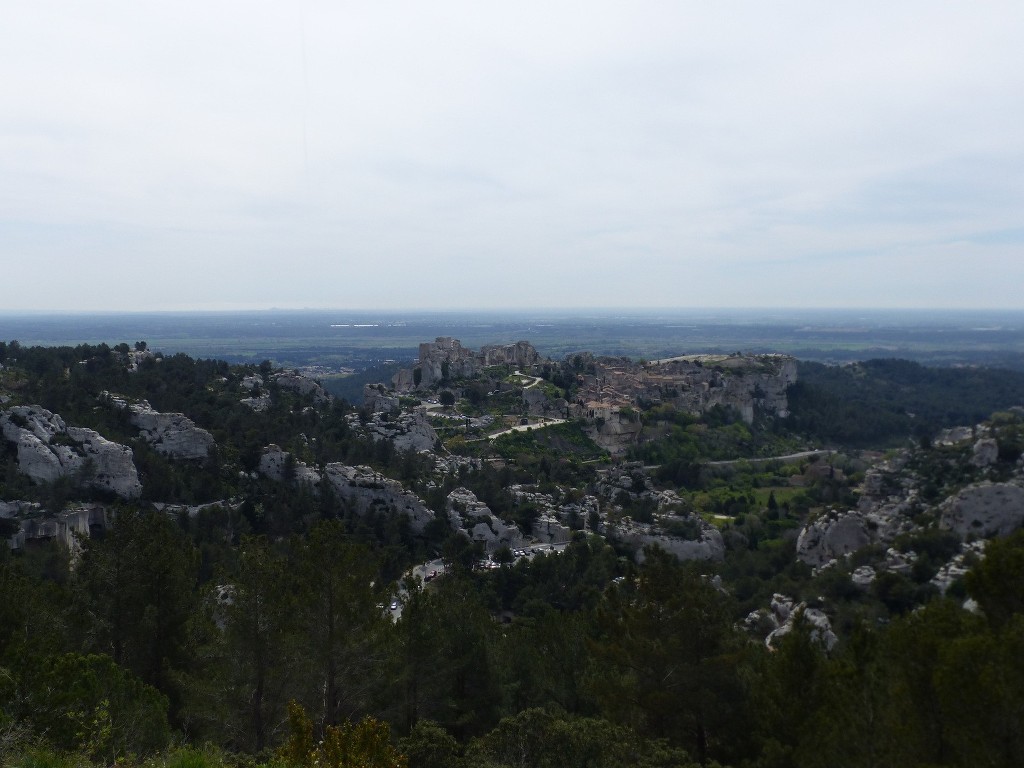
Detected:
left=256, top=446, right=436, bottom=533
left=763, top=596, right=838, bottom=652
left=348, top=410, right=438, bottom=454
left=128, top=401, right=215, bottom=460
left=481, top=341, right=539, bottom=368
left=931, top=540, right=987, bottom=594
left=1, top=406, right=141, bottom=498
left=7, top=504, right=109, bottom=550
left=392, top=338, right=541, bottom=393
left=796, top=511, right=871, bottom=567
left=364, top=385, right=400, bottom=413
left=322, top=463, right=435, bottom=534
left=972, top=438, right=1000, bottom=468
left=939, top=483, right=1024, bottom=539
left=258, top=445, right=321, bottom=485
left=523, top=387, right=568, bottom=418
left=636, top=354, right=797, bottom=424
left=446, top=487, right=524, bottom=552
left=240, top=394, right=271, bottom=412
left=606, top=517, right=726, bottom=563
left=532, top=515, right=573, bottom=544
left=273, top=372, right=331, bottom=405
left=851, top=565, right=877, bottom=589
left=585, top=412, right=642, bottom=455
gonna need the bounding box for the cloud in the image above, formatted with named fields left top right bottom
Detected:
left=2, top=1, right=1022, bottom=310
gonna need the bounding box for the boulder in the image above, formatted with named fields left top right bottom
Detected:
left=972, top=438, right=999, bottom=468
left=796, top=511, right=871, bottom=567
left=939, top=482, right=1024, bottom=539
left=851, top=565, right=876, bottom=589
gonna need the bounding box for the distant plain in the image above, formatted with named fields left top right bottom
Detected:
left=3, top=308, right=1024, bottom=373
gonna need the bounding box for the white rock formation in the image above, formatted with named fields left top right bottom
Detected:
left=274, top=372, right=330, bottom=404
left=764, top=596, right=838, bottom=652
left=127, top=401, right=215, bottom=459
left=931, top=541, right=987, bottom=595
left=972, top=438, right=1000, bottom=468
left=532, top=515, right=573, bottom=544
left=606, top=516, right=726, bottom=563
left=259, top=444, right=322, bottom=485
left=322, top=463, right=435, bottom=533
left=851, top=565, right=877, bottom=589
left=240, top=394, right=271, bottom=412
left=796, top=511, right=871, bottom=567
left=939, top=482, right=1024, bottom=539
left=446, top=487, right=524, bottom=552
left=1, top=406, right=141, bottom=499
left=364, top=385, right=400, bottom=413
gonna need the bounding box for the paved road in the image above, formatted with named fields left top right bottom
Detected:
left=486, top=418, right=567, bottom=440
left=705, top=449, right=831, bottom=467
left=514, top=370, right=544, bottom=389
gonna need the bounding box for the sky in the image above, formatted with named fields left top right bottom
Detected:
left=2, top=1, right=1023, bottom=312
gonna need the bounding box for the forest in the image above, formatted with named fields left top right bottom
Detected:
left=2, top=341, right=1024, bottom=768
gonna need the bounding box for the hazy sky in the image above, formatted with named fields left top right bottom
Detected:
left=3, top=2, right=1023, bottom=312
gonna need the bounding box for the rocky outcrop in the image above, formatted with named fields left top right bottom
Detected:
left=760, top=595, right=838, bottom=651
left=257, top=445, right=438, bottom=534
left=606, top=517, right=725, bottom=563
left=585, top=412, right=642, bottom=455
left=447, top=487, right=524, bottom=552
left=240, top=394, right=271, bottom=412
left=273, top=372, right=330, bottom=405
left=1, top=406, right=141, bottom=498
left=796, top=511, right=871, bottom=567
left=532, top=515, right=573, bottom=544
left=392, top=337, right=541, bottom=392
left=931, top=540, right=987, bottom=594
left=850, top=565, right=876, bottom=589
left=322, top=463, right=435, bottom=534
left=2, top=500, right=40, bottom=550
left=364, top=385, right=400, bottom=413
left=972, top=438, right=999, bottom=468
left=259, top=444, right=322, bottom=485
left=346, top=409, right=439, bottom=453
left=523, top=387, right=569, bottom=419
left=481, top=341, right=539, bottom=368
left=127, top=400, right=215, bottom=460
left=939, top=482, right=1024, bottom=539
left=509, top=485, right=591, bottom=541
left=5, top=504, right=110, bottom=550
left=659, top=354, right=798, bottom=423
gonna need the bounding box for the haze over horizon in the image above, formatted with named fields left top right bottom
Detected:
left=3, top=2, right=1023, bottom=313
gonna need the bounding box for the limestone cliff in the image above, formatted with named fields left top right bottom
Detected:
left=128, top=400, right=215, bottom=460
left=446, top=487, right=524, bottom=552
left=392, top=337, right=540, bottom=392
left=0, top=405, right=141, bottom=498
